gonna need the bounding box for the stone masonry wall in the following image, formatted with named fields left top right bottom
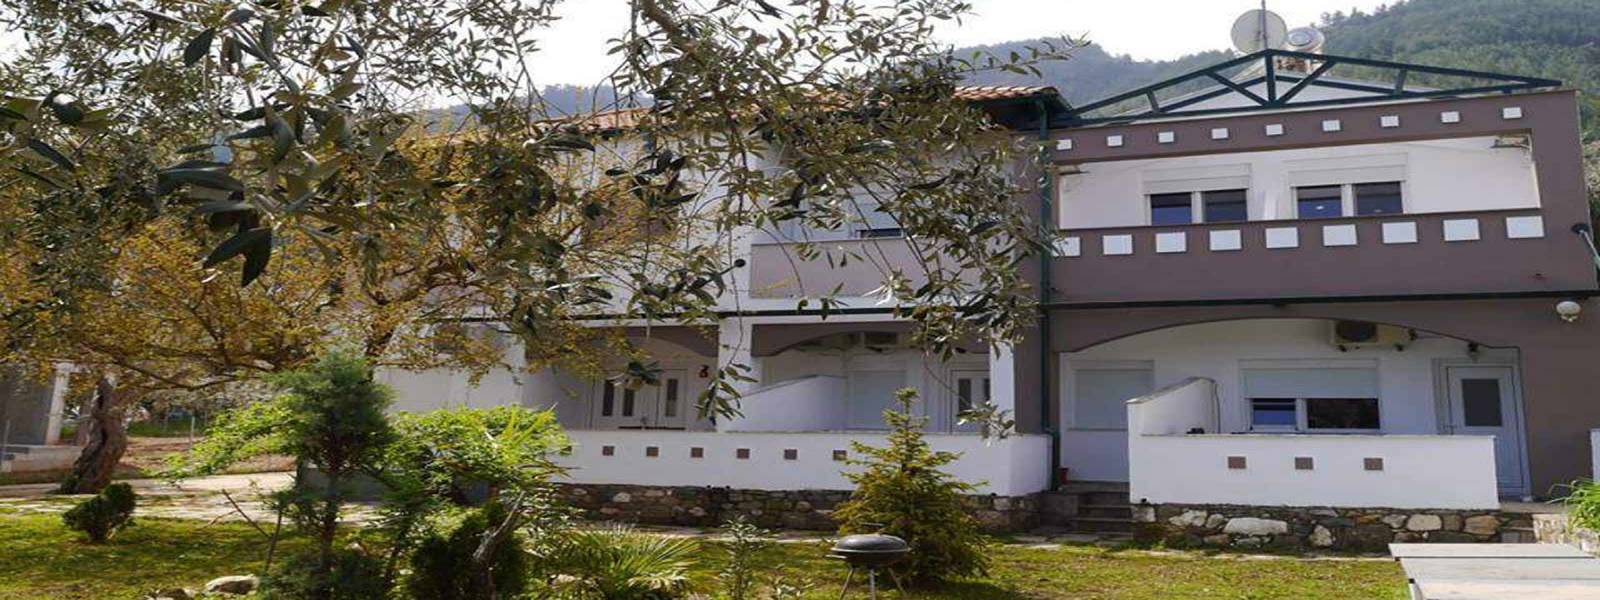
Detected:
left=1533, top=513, right=1600, bottom=555
left=556, top=483, right=1042, bottom=532
left=1134, top=504, right=1534, bottom=552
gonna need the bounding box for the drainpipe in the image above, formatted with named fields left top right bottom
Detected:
left=1034, top=99, right=1060, bottom=489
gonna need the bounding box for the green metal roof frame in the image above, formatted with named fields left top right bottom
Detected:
left=1057, top=49, right=1563, bottom=127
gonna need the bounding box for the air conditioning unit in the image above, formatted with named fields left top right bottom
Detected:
left=1330, top=321, right=1411, bottom=351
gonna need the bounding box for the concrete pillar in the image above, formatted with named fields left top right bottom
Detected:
left=715, top=318, right=764, bottom=431
left=988, top=342, right=1017, bottom=415
left=44, top=364, right=71, bottom=445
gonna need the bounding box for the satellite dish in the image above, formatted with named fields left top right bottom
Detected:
left=1285, top=26, right=1326, bottom=53
left=1231, top=9, right=1288, bottom=54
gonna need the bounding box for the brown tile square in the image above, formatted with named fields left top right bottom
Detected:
left=1364, top=457, right=1384, bottom=471
left=690, top=447, right=705, bottom=459
left=783, top=449, right=798, bottom=460
left=1294, top=456, right=1314, bottom=470
left=601, top=445, right=615, bottom=457
left=736, top=448, right=751, bottom=460
left=832, top=450, right=848, bottom=461
left=1227, top=456, right=1247, bottom=470
left=645, top=446, right=659, bottom=458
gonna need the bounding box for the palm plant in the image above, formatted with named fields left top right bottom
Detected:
left=545, top=524, right=699, bottom=599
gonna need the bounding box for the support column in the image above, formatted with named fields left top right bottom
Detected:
left=44, top=363, right=71, bottom=446
left=715, top=318, right=764, bottom=432
left=989, top=342, right=1017, bottom=416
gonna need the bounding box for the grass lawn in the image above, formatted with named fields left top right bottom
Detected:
left=0, top=511, right=1406, bottom=600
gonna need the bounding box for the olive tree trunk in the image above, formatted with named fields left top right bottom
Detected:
left=57, top=375, right=128, bottom=494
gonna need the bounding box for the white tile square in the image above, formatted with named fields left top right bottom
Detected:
left=1264, top=227, right=1299, bottom=249
left=1106, top=134, right=1124, bottom=147
left=1102, top=234, right=1134, bottom=256
left=1322, top=224, right=1358, bottom=247
left=1209, top=230, right=1243, bottom=252
left=1155, top=232, right=1187, bottom=253
left=1440, top=111, right=1461, bottom=124
left=1053, top=236, right=1081, bottom=257
left=1381, top=221, right=1418, bottom=244
left=1264, top=123, right=1284, bottom=136
left=1505, top=215, right=1545, bottom=239
left=1056, top=236, right=1081, bottom=257
left=1321, top=119, right=1342, bottom=132
left=1056, top=139, right=1073, bottom=151
left=1157, top=131, right=1176, bottom=144
left=1211, top=127, right=1230, bottom=140
left=1442, top=218, right=1481, bottom=242
left=1380, top=115, right=1401, bottom=128
left=1502, top=106, right=1524, bottom=120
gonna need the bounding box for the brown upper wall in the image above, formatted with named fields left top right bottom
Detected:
left=1043, top=90, right=1594, bottom=304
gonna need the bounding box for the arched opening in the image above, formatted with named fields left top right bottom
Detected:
left=1057, top=317, right=1529, bottom=498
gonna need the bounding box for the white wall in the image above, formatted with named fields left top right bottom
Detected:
left=763, top=346, right=989, bottom=432
left=1058, top=319, right=1514, bottom=482
left=1059, top=136, right=1538, bottom=229
left=558, top=430, right=1052, bottom=496
left=1128, top=432, right=1501, bottom=509
left=720, top=375, right=847, bottom=431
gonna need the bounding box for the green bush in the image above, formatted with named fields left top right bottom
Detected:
left=407, top=502, right=529, bottom=600
left=716, top=516, right=774, bottom=600
left=61, top=482, right=136, bottom=543
left=547, top=524, right=698, bottom=599
left=1565, top=479, right=1600, bottom=531
left=258, top=550, right=388, bottom=600
left=833, top=388, right=990, bottom=586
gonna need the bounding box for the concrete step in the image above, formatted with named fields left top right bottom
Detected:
left=1055, top=481, right=1129, bottom=494
left=1078, top=505, right=1132, bottom=519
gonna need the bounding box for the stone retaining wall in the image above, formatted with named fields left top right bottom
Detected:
left=555, top=483, right=1042, bottom=532
left=1533, top=513, right=1600, bottom=555
left=1133, top=504, right=1534, bottom=551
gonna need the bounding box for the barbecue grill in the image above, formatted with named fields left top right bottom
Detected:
left=829, top=533, right=909, bottom=598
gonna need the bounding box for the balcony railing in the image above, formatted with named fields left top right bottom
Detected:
left=1051, top=208, right=1591, bottom=305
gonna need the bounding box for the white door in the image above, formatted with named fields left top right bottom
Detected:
left=652, top=371, right=688, bottom=430
left=1445, top=366, right=1526, bottom=495
left=593, top=379, right=646, bottom=429
left=950, top=369, right=990, bottom=433
left=592, top=370, right=689, bottom=429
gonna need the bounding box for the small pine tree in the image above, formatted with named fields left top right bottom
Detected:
left=833, top=388, right=990, bottom=585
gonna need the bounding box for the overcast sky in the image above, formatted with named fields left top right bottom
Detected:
left=528, top=0, right=1394, bottom=86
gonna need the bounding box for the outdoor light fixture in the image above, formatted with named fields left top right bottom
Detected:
left=1557, top=300, right=1583, bottom=323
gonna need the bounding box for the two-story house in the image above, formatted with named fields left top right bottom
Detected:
left=386, top=44, right=1600, bottom=545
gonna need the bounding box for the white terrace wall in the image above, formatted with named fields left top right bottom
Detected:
left=1058, top=136, right=1538, bottom=230
left=1127, top=378, right=1501, bottom=510
left=558, top=430, right=1052, bottom=496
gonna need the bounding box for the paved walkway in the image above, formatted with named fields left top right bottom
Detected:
left=0, top=472, right=339, bottom=523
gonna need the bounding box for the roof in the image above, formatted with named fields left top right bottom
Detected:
left=1058, top=49, right=1562, bottom=127
left=549, top=85, right=1068, bottom=133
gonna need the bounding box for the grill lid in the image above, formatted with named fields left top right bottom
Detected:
left=831, top=533, right=910, bottom=554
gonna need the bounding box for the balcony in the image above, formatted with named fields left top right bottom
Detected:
left=747, top=238, right=977, bottom=299
left=1049, top=208, right=1593, bottom=305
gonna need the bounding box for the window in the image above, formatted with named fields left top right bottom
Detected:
left=1305, top=398, right=1380, bottom=429
left=662, top=378, right=680, bottom=418
left=1149, top=192, right=1194, bottom=225
left=1202, top=189, right=1248, bottom=223
left=1072, top=367, right=1154, bottom=430
left=601, top=381, right=616, bottom=417
left=1250, top=398, right=1297, bottom=429
left=1353, top=182, right=1403, bottom=216
left=1295, top=185, right=1344, bottom=219
left=855, top=227, right=904, bottom=239
left=1460, top=378, right=1503, bottom=427
left=1244, top=367, right=1380, bottom=432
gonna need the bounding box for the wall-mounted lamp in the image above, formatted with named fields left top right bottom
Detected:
left=1557, top=300, right=1583, bottom=323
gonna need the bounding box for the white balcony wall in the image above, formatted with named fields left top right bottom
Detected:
left=559, top=430, right=1052, bottom=496
left=1127, top=378, right=1500, bottom=509
left=719, top=375, right=848, bottom=432
left=1059, top=136, right=1538, bottom=229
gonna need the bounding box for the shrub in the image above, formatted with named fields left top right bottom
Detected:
left=258, top=550, right=388, bottom=600
left=1565, top=479, right=1600, bottom=531
left=716, top=516, right=775, bottom=600
left=832, top=388, right=990, bottom=585
left=61, top=482, right=136, bottom=543
left=407, top=502, right=529, bottom=600
left=548, top=524, right=699, bottom=599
